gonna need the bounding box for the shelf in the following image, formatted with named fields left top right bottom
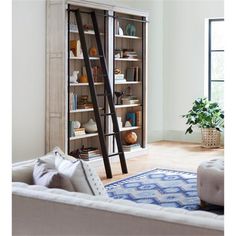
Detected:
left=70, top=82, right=104, bottom=87
left=70, top=30, right=104, bottom=36
left=70, top=133, right=98, bottom=140
left=70, top=107, right=103, bottom=113
left=120, top=126, right=141, bottom=132
left=115, top=58, right=141, bottom=62
left=115, top=104, right=141, bottom=108
left=70, top=56, right=100, bottom=60
left=115, top=34, right=141, bottom=39
left=115, top=81, right=141, bottom=85
left=124, top=147, right=143, bottom=154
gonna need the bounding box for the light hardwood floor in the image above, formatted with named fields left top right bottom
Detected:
left=98, top=141, right=224, bottom=185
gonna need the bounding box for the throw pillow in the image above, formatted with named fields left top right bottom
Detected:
left=33, top=159, right=75, bottom=192
left=54, top=150, right=107, bottom=196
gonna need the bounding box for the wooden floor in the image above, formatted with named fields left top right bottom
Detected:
left=98, top=141, right=224, bottom=185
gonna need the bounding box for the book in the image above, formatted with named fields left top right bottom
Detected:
left=115, top=74, right=125, bottom=80
left=126, top=112, right=136, bottom=126
left=123, top=49, right=138, bottom=58
left=74, top=128, right=86, bottom=136
left=135, top=111, right=142, bottom=126
left=79, top=147, right=101, bottom=159
left=69, top=92, right=73, bottom=111
left=123, top=143, right=141, bottom=151
left=135, top=66, right=139, bottom=81
left=126, top=67, right=135, bottom=81
left=69, top=93, right=79, bottom=111
left=78, top=104, right=93, bottom=109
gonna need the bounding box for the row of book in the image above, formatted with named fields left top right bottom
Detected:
left=114, top=67, right=139, bottom=82
left=126, top=67, right=139, bottom=81
left=126, top=111, right=142, bottom=126
left=69, top=92, right=78, bottom=111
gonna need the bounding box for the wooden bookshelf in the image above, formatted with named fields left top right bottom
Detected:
left=46, top=1, right=148, bottom=162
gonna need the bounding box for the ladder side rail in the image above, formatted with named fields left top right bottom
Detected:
left=91, top=12, right=128, bottom=174
left=75, top=9, right=112, bottom=178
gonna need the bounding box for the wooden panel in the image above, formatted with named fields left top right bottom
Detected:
left=49, top=117, right=65, bottom=151
left=47, top=1, right=65, bottom=53
left=49, top=58, right=64, bottom=113
left=46, top=0, right=66, bottom=152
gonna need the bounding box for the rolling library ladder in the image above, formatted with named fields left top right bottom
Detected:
left=73, top=9, right=127, bottom=178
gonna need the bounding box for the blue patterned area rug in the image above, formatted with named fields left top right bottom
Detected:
left=105, top=168, right=224, bottom=215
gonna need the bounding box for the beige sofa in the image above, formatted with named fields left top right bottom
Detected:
left=12, top=159, right=224, bottom=236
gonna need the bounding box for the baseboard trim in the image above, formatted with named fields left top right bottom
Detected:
left=163, top=130, right=224, bottom=145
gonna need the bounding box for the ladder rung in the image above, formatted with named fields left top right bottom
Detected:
left=100, top=113, right=115, bottom=117
left=104, top=132, right=118, bottom=137
left=108, top=152, right=123, bottom=158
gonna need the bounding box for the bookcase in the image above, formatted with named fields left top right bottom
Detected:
left=46, top=0, right=148, bottom=166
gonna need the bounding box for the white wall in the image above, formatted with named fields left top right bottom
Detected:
left=12, top=0, right=163, bottom=162
left=163, top=0, right=224, bottom=142
left=12, top=0, right=223, bottom=162
left=12, top=0, right=46, bottom=162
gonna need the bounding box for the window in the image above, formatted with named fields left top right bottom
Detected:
left=208, top=19, right=224, bottom=108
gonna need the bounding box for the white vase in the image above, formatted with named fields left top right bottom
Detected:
left=83, top=118, right=97, bottom=133
left=73, top=121, right=81, bottom=129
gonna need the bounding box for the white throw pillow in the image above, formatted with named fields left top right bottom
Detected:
left=54, top=148, right=107, bottom=196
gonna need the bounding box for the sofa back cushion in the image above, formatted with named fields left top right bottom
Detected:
left=54, top=148, right=107, bottom=196
left=12, top=161, right=35, bottom=184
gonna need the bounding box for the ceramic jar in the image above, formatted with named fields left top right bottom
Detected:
left=83, top=118, right=97, bottom=133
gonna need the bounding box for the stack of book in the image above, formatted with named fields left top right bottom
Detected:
left=123, top=50, right=138, bottom=59
left=78, top=95, right=93, bottom=109
left=115, top=74, right=126, bottom=83
left=122, top=96, right=139, bottom=105
left=74, top=127, right=86, bottom=136
left=69, top=121, right=85, bottom=137
left=79, top=147, right=101, bottom=160
left=123, top=143, right=141, bottom=152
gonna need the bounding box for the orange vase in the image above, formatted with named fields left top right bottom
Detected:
left=79, top=75, right=88, bottom=83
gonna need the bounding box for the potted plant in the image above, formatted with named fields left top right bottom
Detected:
left=182, top=98, right=224, bottom=148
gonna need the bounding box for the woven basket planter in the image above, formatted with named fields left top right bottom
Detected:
left=201, top=128, right=221, bottom=148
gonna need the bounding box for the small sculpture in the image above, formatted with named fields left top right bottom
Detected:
left=73, top=121, right=81, bottom=129
left=124, top=121, right=132, bottom=127
left=118, top=27, right=124, bottom=36
left=124, top=131, right=137, bottom=145
left=114, top=91, right=124, bottom=105
left=70, top=70, right=79, bottom=83
left=89, top=47, right=97, bottom=57
left=79, top=75, right=88, bottom=83
left=83, top=118, right=97, bottom=133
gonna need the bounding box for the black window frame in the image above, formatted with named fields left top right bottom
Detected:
left=208, top=18, right=224, bottom=101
